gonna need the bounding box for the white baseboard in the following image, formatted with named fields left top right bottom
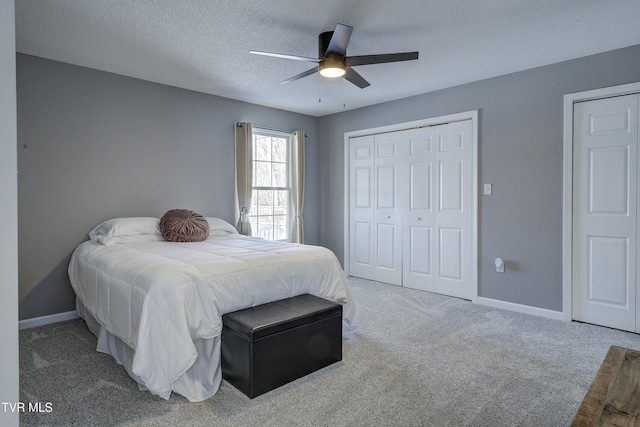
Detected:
left=476, top=297, right=565, bottom=321
left=18, top=299, right=564, bottom=328
left=19, top=311, right=79, bottom=330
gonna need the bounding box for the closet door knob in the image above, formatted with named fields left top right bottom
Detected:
left=417, top=217, right=422, bottom=221
left=386, top=215, right=391, bottom=219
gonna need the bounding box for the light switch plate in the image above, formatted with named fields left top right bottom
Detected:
left=483, top=184, right=492, bottom=195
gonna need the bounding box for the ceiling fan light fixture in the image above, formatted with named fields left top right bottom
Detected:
left=319, top=60, right=346, bottom=78
left=250, top=24, right=418, bottom=89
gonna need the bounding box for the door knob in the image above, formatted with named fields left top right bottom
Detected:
left=416, top=217, right=422, bottom=221
left=386, top=215, right=391, bottom=219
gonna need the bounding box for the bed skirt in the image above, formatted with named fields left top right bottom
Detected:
left=77, top=298, right=222, bottom=402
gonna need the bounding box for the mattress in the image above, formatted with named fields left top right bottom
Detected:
left=68, top=233, right=355, bottom=401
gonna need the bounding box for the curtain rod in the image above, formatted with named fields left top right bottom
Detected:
left=236, top=122, right=308, bottom=139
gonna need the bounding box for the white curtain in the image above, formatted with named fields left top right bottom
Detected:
left=290, top=131, right=305, bottom=243
left=235, top=122, right=253, bottom=235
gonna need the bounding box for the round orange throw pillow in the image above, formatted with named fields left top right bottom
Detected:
left=160, top=209, right=210, bottom=242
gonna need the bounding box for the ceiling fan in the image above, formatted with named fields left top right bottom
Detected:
left=249, top=24, right=419, bottom=89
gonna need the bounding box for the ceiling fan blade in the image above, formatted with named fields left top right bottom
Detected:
left=281, top=66, right=319, bottom=84
left=344, top=67, right=370, bottom=89
left=326, top=24, right=353, bottom=57
left=249, top=50, right=320, bottom=63
left=346, top=52, right=419, bottom=67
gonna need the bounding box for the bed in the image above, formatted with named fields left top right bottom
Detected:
left=68, top=216, right=355, bottom=402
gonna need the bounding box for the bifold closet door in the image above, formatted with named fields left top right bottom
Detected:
left=349, top=120, right=473, bottom=299
left=372, top=132, right=404, bottom=285
left=402, top=121, right=473, bottom=299
left=433, top=120, right=473, bottom=299
left=402, top=127, right=436, bottom=292
left=349, top=135, right=375, bottom=281
left=349, top=133, right=403, bottom=285
left=572, top=94, right=640, bottom=332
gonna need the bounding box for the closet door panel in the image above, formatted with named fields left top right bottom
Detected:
left=353, top=222, right=372, bottom=265
left=434, top=121, right=473, bottom=299
left=403, top=127, right=436, bottom=291
left=373, top=132, right=404, bottom=285
left=409, top=225, right=431, bottom=276
left=377, top=165, right=396, bottom=209
left=439, top=160, right=463, bottom=212
left=439, top=227, right=463, bottom=280
left=377, top=223, right=397, bottom=269
left=349, top=136, right=376, bottom=280
left=354, top=167, right=372, bottom=209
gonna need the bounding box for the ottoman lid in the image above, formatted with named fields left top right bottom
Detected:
left=223, top=294, right=342, bottom=339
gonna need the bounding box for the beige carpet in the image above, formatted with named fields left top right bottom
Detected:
left=19, top=277, right=640, bottom=426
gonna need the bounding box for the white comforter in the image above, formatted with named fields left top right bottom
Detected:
left=68, top=234, right=354, bottom=401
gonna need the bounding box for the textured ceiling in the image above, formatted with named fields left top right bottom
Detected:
left=15, top=0, right=640, bottom=117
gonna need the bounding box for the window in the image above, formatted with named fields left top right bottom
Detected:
left=249, top=129, right=291, bottom=241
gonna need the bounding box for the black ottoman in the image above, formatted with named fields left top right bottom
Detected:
left=221, top=294, right=343, bottom=398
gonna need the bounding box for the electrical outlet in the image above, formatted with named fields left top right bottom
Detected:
left=483, top=183, right=492, bottom=195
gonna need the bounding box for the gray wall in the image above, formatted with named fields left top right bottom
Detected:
left=1, top=1, right=19, bottom=425
left=17, top=54, right=319, bottom=320
left=18, top=44, right=640, bottom=320
left=318, top=44, right=640, bottom=312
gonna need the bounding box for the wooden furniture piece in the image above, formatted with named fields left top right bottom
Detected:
left=221, top=294, right=342, bottom=398
left=572, top=345, right=640, bottom=426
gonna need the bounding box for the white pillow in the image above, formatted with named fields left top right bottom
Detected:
left=206, top=217, right=239, bottom=236
left=89, top=217, right=162, bottom=245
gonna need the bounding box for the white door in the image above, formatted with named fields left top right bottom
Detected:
left=349, top=135, right=375, bottom=281
left=349, top=119, right=474, bottom=299
left=401, top=122, right=473, bottom=298
left=373, top=132, right=404, bottom=285
left=348, top=133, right=403, bottom=285
left=434, top=121, right=473, bottom=299
left=572, top=94, right=640, bottom=332
left=402, top=127, right=436, bottom=292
